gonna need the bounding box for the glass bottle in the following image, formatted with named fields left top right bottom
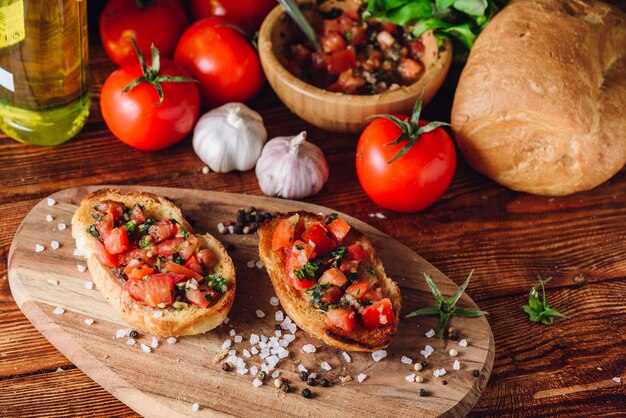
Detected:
left=0, top=0, right=90, bottom=146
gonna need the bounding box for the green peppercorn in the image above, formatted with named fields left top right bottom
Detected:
left=281, top=383, right=291, bottom=393
left=257, top=371, right=267, bottom=380
left=301, top=388, right=312, bottom=398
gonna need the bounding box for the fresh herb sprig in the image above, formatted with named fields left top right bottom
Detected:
left=522, top=277, right=569, bottom=325
left=406, top=270, right=487, bottom=347
left=362, top=0, right=507, bottom=50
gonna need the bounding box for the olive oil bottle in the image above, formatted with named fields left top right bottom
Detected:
left=0, top=0, right=90, bottom=146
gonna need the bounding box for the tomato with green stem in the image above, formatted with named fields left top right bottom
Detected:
left=356, top=95, right=456, bottom=213
left=100, top=42, right=200, bottom=151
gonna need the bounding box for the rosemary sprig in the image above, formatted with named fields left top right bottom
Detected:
left=522, top=277, right=569, bottom=325
left=406, top=270, right=487, bottom=347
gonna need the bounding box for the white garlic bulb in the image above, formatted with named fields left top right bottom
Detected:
left=256, top=131, right=329, bottom=199
left=192, top=102, right=267, bottom=173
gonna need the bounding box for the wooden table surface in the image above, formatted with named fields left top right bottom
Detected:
left=1, top=27, right=625, bottom=418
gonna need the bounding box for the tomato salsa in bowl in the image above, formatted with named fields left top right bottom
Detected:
left=258, top=0, right=452, bottom=133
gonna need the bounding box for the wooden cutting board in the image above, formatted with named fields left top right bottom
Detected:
left=8, top=186, right=494, bottom=418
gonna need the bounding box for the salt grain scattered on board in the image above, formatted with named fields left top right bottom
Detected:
left=57, top=223, right=67, bottom=231
left=192, top=403, right=199, bottom=412
left=357, top=373, right=367, bottom=383
left=167, top=337, right=177, bottom=344
left=401, top=356, right=413, bottom=364
left=405, top=373, right=415, bottom=382
left=46, top=215, right=53, bottom=222
left=453, top=360, right=461, bottom=370
left=47, top=198, right=56, bottom=206
left=230, top=329, right=236, bottom=337
left=459, top=339, right=468, bottom=347
left=56, top=367, right=64, bottom=372
left=126, top=338, right=136, bottom=346
left=52, top=307, right=64, bottom=315
left=222, top=340, right=232, bottom=350
left=302, top=344, right=316, bottom=353
left=269, top=296, right=279, bottom=307
left=224, top=316, right=230, bottom=324
left=50, top=240, right=60, bottom=250
left=320, top=361, right=331, bottom=371
left=84, top=281, right=93, bottom=290
left=297, top=364, right=308, bottom=373
left=256, top=309, right=265, bottom=318
left=255, top=260, right=264, bottom=269
left=275, top=311, right=284, bottom=321
left=234, top=336, right=243, bottom=343
left=151, top=336, right=159, bottom=349
left=35, top=244, right=44, bottom=253
left=613, top=377, right=621, bottom=383
left=77, top=264, right=86, bottom=273
left=246, top=260, right=255, bottom=268
left=140, top=344, right=151, bottom=353
left=372, top=350, right=387, bottom=362
left=425, top=329, right=436, bottom=338
left=342, top=352, right=352, bottom=362
left=84, top=318, right=94, bottom=326
left=252, top=378, right=263, bottom=387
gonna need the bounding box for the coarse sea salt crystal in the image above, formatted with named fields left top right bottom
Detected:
left=342, top=352, right=352, bottom=362
left=297, top=364, right=308, bottom=373
left=255, top=260, right=264, bottom=269
left=288, top=323, right=297, bottom=334
left=256, top=309, right=266, bottom=318
left=270, top=296, right=279, bottom=307
left=46, top=214, right=54, bottom=222
left=222, top=340, right=232, bottom=350
left=56, top=367, right=64, bottom=372
left=224, top=316, right=230, bottom=324
left=405, top=373, right=416, bottom=382
left=85, top=281, right=94, bottom=290
left=372, top=349, right=387, bottom=362
left=115, top=329, right=126, bottom=339
left=243, top=349, right=251, bottom=358
left=52, top=307, right=65, bottom=315
left=425, top=345, right=434, bottom=353
left=246, top=260, right=255, bottom=268
left=453, top=360, right=461, bottom=371
left=250, top=334, right=260, bottom=345
left=302, top=344, right=316, bottom=353
left=35, top=244, right=45, bottom=253
left=84, top=318, right=94, bottom=326
left=401, top=356, right=413, bottom=364
left=126, top=338, right=136, bottom=346
left=278, top=348, right=289, bottom=359
left=357, top=373, right=367, bottom=383
left=57, top=223, right=66, bottom=231
left=234, top=335, right=243, bottom=343
left=375, top=213, right=387, bottom=219
left=77, top=264, right=86, bottom=273
left=73, top=248, right=85, bottom=257
left=151, top=336, right=159, bottom=349
left=275, top=330, right=282, bottom=337
left=250, top=365, right=258, bottom=376
left=272, top=370, right=280, bottom=378
left=237, top=368, right=248, bottom=375
left=283, top=334, right=296, bottom=343
left=228, top=350, right=236, bottom=356
left=612, top=377, right=621, bottom=383
left=433, top=368, right=447, bottom=377
left=459, top=339, right=468, bottom=347
left=47, top=198, right=56, bottom=206
left=141, top=344, right=151, bottom=353
left=425, top=329, right=436, bottom=338
left=251, top=346, right=259, bottom=355
left=275, top=311, right=284, bottom=322
left=321, top=361, right=331, bottom=371
left=252, top=378, right=263, bottom=387
left=167, top=337, right=177, bottom=344
left=192, top=402, right=199, bottom=412
left=420, top=350, right=431, bottom=358
left=152, top=310, right=163, bottom=318
left=230, top=329, right=236, bottom=337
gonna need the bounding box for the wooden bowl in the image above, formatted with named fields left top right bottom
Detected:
left=258, top=3, right=453, bottom=134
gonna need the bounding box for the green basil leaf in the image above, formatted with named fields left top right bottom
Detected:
left=410, top=17, right=452, bottom=40
left=440, top=22, right=477, bottom=49
left=436, top=0, right=456, bottom=11
left=385, top=0, right=434, bottom=25
left=453, top=0, right=488, bottom=16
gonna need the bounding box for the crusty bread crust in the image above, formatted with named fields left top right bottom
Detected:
left=258, top=212, right=401, bottom=352
left=451, top=0, right=626, bottom=196
left=71, top=189, right=236, bottom=337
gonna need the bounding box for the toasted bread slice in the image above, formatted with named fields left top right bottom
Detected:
left=258, top=211, right=401, bottom=352
left=71, top=189, right=236, bottom=337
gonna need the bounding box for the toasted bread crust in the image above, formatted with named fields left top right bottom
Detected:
left=258, top=211, right=401, bottom=352
left=71, top=189, right=236, bottom=337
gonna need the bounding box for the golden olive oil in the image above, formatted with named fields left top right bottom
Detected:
left=0, top=0, right=90, bottom=146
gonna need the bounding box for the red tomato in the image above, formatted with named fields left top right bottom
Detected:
left=272, top=216, right=300, bottom=251
left=320, top=286, right=343, bottom=304
left=184, top=254, right=204, bottom=274
left=96, top=213, right=114, bottom=240
left=131, top=204, right=145, bottom=224
left=143, top=274, right=176, bottom=307
left=176, top=235, right=200, bottom=261
left=321, top=32, right=346, bottom=54
left=361, top=298, right=396, bottom=330
left=363, top=287, right=384, bottom=302
left=124, top=277, right=146, bottom=302
left=347, top=243, right=367, bottom=261
left=319, top=268, right=348, bottom=288
left=153, top=238, right=184, bottom=256
left=125, top=264, right=155, bottom=281
left=301, top=223, right=336, bottom=256
left=95, top=239, right=120, bottom=267
left=100, top=58, right=200, bottom=151
left=190, top=0, right=276, bottom=31
left=104, top=227, right=130, bottom=255
left=284, top=252, right=316, bottom=290
left=345, top=282, right=371, bottom=300
left=291, top=240, right=316, bottom=261
left=148, top=220, right=179, bottom=243
left=99, top=0, right=189, bottom=67
left=326, top=309, right=356, bottom=331
left=328, top=48, right=356, bottom=76
left=185, top=286, right=218, bottom=308
left=356, top=116, right=456, bottom=212
left=326, top=218, right=351, bottom=243
left=174, top=17, right=264, bottom=108
left=196, top=249, right=216, bottom=268
left=163, top=261, right=203, bottom=282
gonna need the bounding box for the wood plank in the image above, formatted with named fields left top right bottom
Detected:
left=7, top=186, right=495, bottom=417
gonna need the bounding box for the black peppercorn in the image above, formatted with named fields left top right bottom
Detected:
left=222, top=363, right=231, bottom=372
left=274, top=324, right=282, bottom=331
left=472, top=369, right=480, bottom=378
left=307, top=377, right=316, bottom=386
left=420, top=360, right=428, bottom=369
left=320, top=378, right=330, bottom=387
left=129, top=330, right=139, bottom=339
left=419, top=388, right=428, bottom=397
left=235, top=224, right=243, bottom=234
left=255, top=214, right=264, bottom=223
left=299, top=371, right=308, bottom=381
left=301, top=388, right=312, bottom=398
left=449, top=331, right=459, bottom=341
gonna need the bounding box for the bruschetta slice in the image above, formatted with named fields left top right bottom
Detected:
left=258, top=211, right=401, bottom=351
left=71, top=189, right=235, bottom=336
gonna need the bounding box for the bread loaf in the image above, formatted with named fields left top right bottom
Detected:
left=451, top=0, right=626, bottom=195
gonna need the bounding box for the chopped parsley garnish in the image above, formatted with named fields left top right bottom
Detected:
left=305, top=283, right=346, bottom=311
left=369, top=268, right=377, bottom=277
left=206, top=274, right=228, bottom=293
left=138, top=218, right=155, bottom=232
left=179, top=229, right=188, bottom=239
left=139, top=235, right=151, bottom=249
left=330, top=246, right=347, bottom=268
left=87, top=224, right=101, bottom=240
left=169, top=218, right=179, bottom=224
left=325, top=213, right=338, bottom=224
left=125, top=220, right=136, bottom=233
left=91, top=213, right=103, bottom=222
left=295, top=244, right=304, bottom=250
left=172, top=252, right=184, bottom=265
left=294, top=258, right=324, bottom=282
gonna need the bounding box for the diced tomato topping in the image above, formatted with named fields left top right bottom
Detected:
left=125, top=264, right=155, bottom=281
left=94, top=239, right=120, bottom=267
left=380, top=22, right=398, bottom=35
left=408, top=40, right=425, bottom=60
left=176, top=235, right=199, bottom=261
left=290, top=43, right=311, bottom=66
left=285, top=252, right=316, bottom=290
left=131, top=204, right=146, bottom=224
left=328, top=48, right=356, bottom=76
left=319, top=267, right=348, bottom=287
left=301, top=223, right=336, bottom=256
left=363, top=287, right=384, bottom=302
left=322, top=14, right=355, bottom=36
left=321, top=32, right=346, bottom=54
left=330, top=69, right=365, bottom=94
left=349, top=25, right=367, bottom=46
left=163, top=261, right=203, bottom=282
left=124, top=277, right=146, bottom=302
left=340, top=258, right=361, bottom=274
left=326, top=218, right=351, bottom=243
left=196, top=249, right=216, bottom=268
left=96, top=213, right=114, bottom=240
left=185, top=285, right=218, bottom=309
left=143, top=273, right=176, bottom=307
left=311, top=52, right=331, bottom=72
left=153, top=238, right=184, bottom=256
left=346, top=282, right=371, bottom=300
left=292, top=240, right=316, bottom=262
left=326, top=309, right=356, bottom=331
left=148, top=219, right=178, bottom=243
left=361, top=298, right=395, bottom=330
left=104, top=227, right=129, bottom=255
left=320, top=286, right=343, bottom=304
left=397, top=58, right=423, bottom=83
left=292, top=275, right=317, bottom=290
left=94, top=200, right=125, bottom=220
left=272, top=215, right=300, bottom=252
left=123, top=248, right=155, bottom=265
left=184, top=254, right=204, bottom=274
left=347, top=243, right=367, bottom=261
left=376, top=30, right=396, bottom=49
